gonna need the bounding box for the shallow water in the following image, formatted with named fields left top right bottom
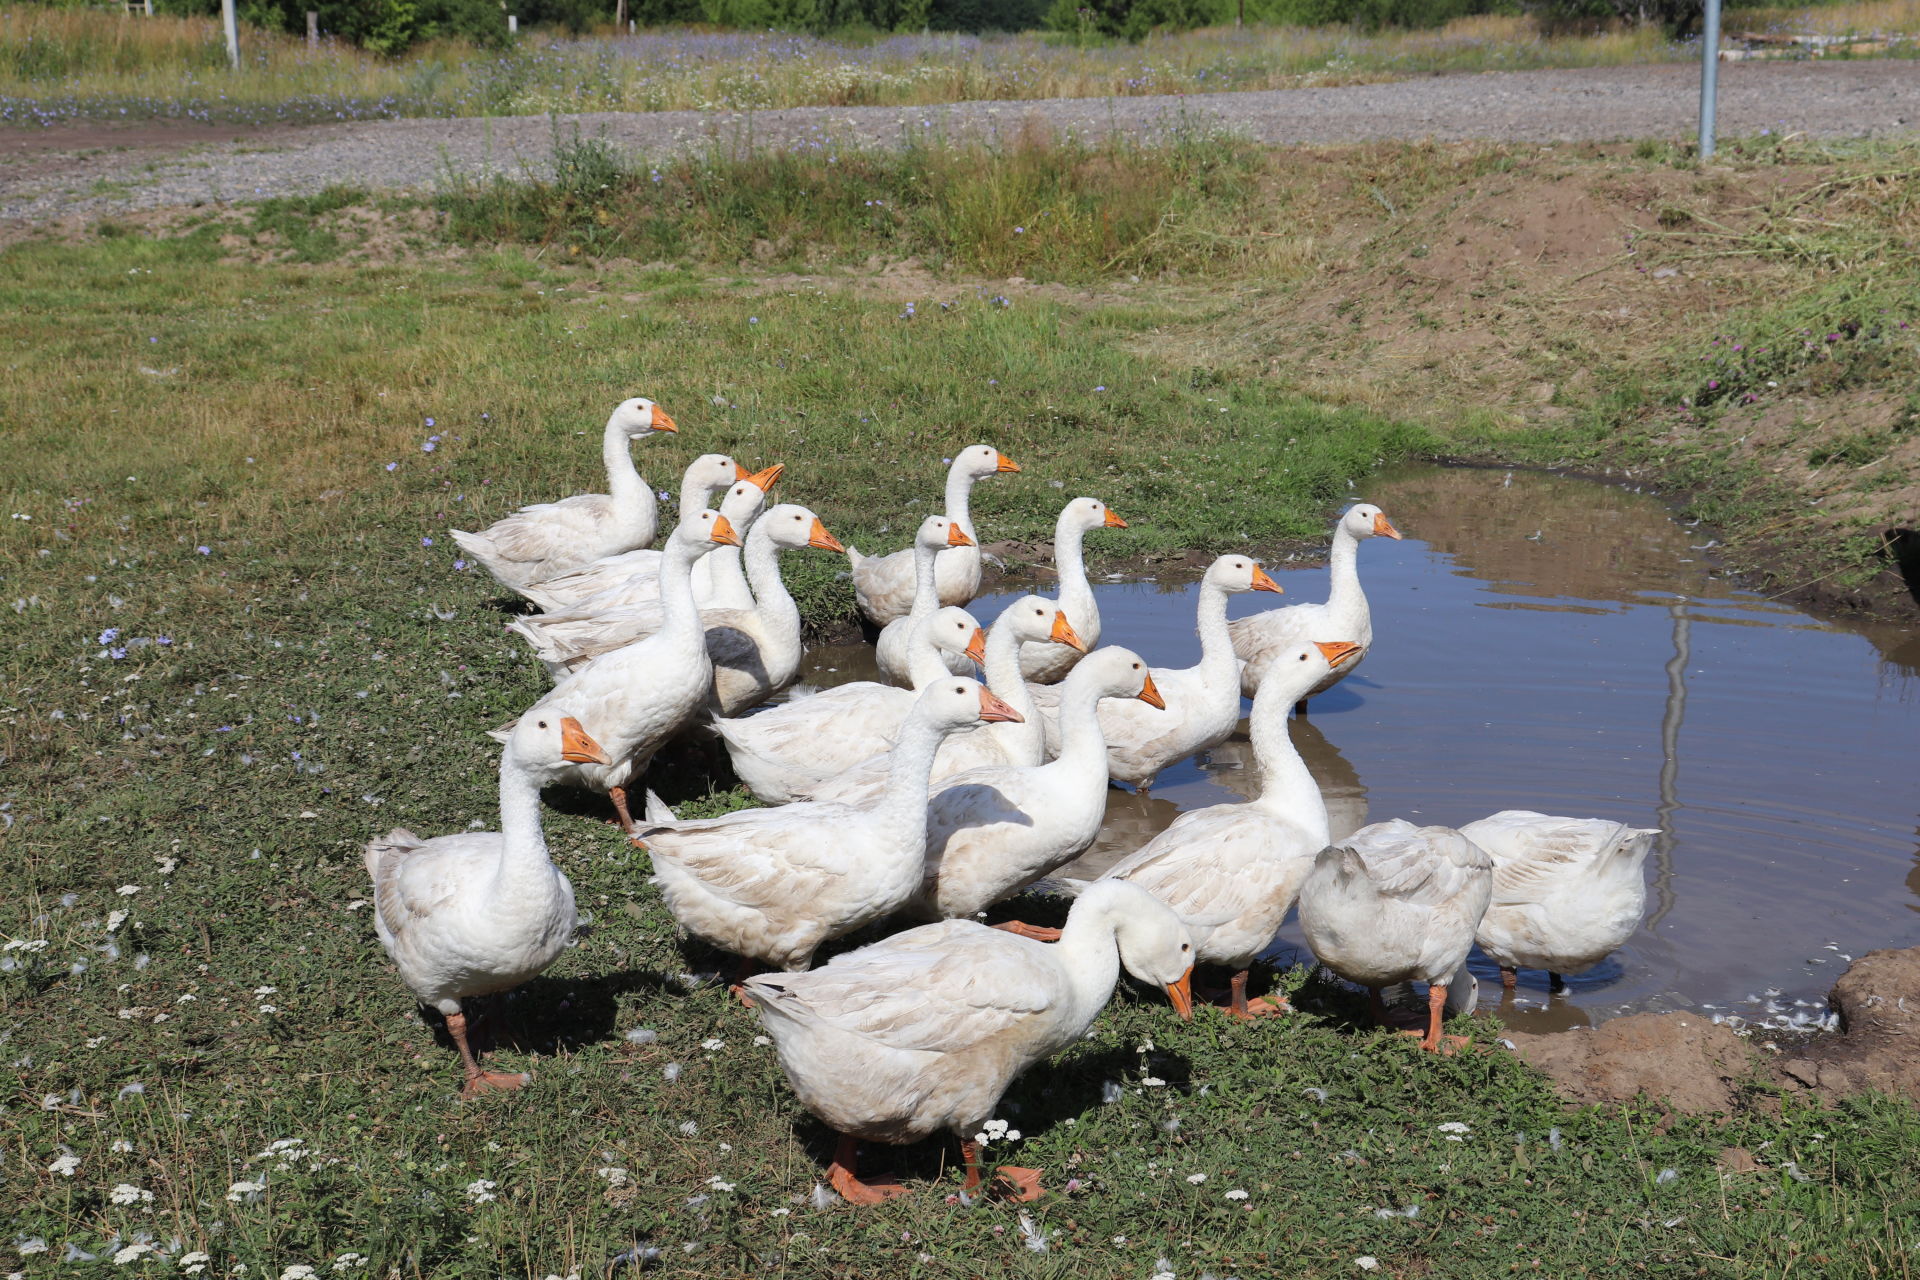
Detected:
left=796, top=463, right=1920, bottom=1034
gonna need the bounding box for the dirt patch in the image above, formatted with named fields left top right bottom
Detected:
left=0, top=120, right=300, bottom=159
left=1506, top=947, right=1920, bottom=1112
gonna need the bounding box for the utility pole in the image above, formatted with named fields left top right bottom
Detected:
left=1698, top=0, right=1721, bottom=158
left=221, top=0, right=239, bottom=69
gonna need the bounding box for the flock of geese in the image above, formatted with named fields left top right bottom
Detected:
left=367, top=398, right=1659, bottom=1205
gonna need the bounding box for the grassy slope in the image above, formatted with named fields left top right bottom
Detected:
left=5, top=150, right=1920, bottom=1274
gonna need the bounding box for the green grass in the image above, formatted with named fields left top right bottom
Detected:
left=5, top=148, right=1920, bottom=1276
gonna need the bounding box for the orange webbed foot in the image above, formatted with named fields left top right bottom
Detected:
left=994, top=1166, right=1046, bottom=1202
left=1241, top=995, right=1291, bottom=1018
left=729, top=983, right=756, bottom=1009
left=459, top=1069, right=530, bottom=1098
left=829, top=1166, right=910, bottom=1205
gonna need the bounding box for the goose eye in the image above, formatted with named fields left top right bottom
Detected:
left=1180, top=943, right=1190, bottom=952
left=536, top=720, right=547, bottom=729
left=1299, top=654, right=1307, bottom=662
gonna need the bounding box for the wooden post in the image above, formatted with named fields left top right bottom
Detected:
left=616, top=0, right=627, bottom=32
left=306, top=10, right=318, bottom=47
left=508, top=13, right=518, bottom=32
left=220, top=0, right=239, bottom=69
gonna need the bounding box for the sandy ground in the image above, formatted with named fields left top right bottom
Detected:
left=3, top=61, right=1918, bottom=222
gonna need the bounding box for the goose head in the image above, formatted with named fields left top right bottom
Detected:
left=996, top=595, right=1086, bottom=654
left=953, top=443, right=1020, bottom=479
left=913, top=676, right=1025, bottom=733
left=506, top=708, right=614, bottom=780
left=758, top=503, right=845, bottom=554
left=916, top=514, right=975, bottom=552
left=1262, top=640, right=1362, bottom=704
left=717, top=479, right=772, bottom=531
left=681, top=508, right=741, bottom=550
left=685, top=453, right=752, bottom=497
left=612, top=396, right=678, bottom=438
left=1088, top=880, right=1195, bottom=1021
left=919, top=605, right=988, bottom=666
left=1341, top=503, right=1402, bottom=542
left=1066, top=645, right=1165, bottom=708
left=1204, top=554, right=1283, bottom=596
left=1065, top=496, right=1127, bottom=533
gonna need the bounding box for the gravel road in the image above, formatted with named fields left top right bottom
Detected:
left=3, top=61, right=1915, bottom=223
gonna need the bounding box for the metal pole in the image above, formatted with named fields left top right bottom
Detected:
left=1698, top=0, right=1721, bottom=158
left=220, top=0, right=239, bottom=69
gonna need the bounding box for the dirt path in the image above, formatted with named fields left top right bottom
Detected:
left=3, top=61, right=1917, bottom=223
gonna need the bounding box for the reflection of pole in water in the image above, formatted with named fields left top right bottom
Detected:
left=1648, top=597, right=1690, bottom=927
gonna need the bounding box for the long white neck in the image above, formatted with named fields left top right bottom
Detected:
left=678, top=477, right=723, bottom=527
left=656, top=533, right=707, bottom=646
left=1050, top=673, right=1119, bottom=783
left=1052, top=514, right=1097, bottom=646
left=1324, top=524, right=1365, bottom=623
left=1192, top=577, right=1235, bottom=681
left=944, top=464, right=977, bottom=539
left=490, top=748, right=556, bottom=901
left=602, top=416, right=649, bottom=519
left=706, top=505, right=756, bottom=602
left=980, top=621, right=1042, bottom=762
left=907, top=538, right=939, bottom=621
left=1049, top=887, right=1127, bottom=1038
left=742, top=526, right=799, bottom=654
left=1249, top=678, right=1330, bottom=844
left=906, top=617, right=956, bottom=690
left=872, top=710, right=950, bottom=844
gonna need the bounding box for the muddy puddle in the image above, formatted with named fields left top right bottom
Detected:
left=795, top=463, right=1920, bottom=1034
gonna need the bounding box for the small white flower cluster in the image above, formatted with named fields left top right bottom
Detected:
left=464, top=1179, right=498, bottom=1204
left=596, top=1166, right=630, bottom=1187
left=331, top=1255, right=368, bottom=1272
left=705, top=1176, right=735, bottom=1192
left=178, top=1250, right=211, bottom=1274
left=113, top=1240, right=158, bottom=1264
left=1437, top=1121, right=1471, bottom=1142
left=108, top=1183, right=154, bottom=1206
left=973, top=1118, right=1022, bottom=1147
left=1185, top=1173, right=1207, bottom=1185
left=1224, top=1188, right=1249, bottom=1201
left=46, top=1154, right=81, bottom=1177
left=225, top=1180, right=265, bottom=1203
left=282, top=1266, right=318, bottom=1280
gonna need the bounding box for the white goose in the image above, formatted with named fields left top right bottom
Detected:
left=1231, top=503, right=1402, bottom=710
left=1023, top=496, right=1127, bottom=684
left=505, top=478, right=787, bottom=679
left=494, top=510, right=734, bottom=832
left=744, top=879, right=1193, bottom=1205
left=516, top=455, right=772, bottom=612
left=796, top=596, right=1082, bottom=807
left=874, top=515, right=979, bottom=686
left=712, top=606, right=987, bottom=804
left=912, top=647, right=1164, bottom=927
left=365, top=711, right=609, bottom=1096
left=517, top=506, right=846, bottom=715
left=1457, top=810, right=1658, bottom=993
left=637, top=679, right=1024, bottom=982
left=1076, top=639, right=1361, bottom=1020
left=1030, top=553, right=1282, bottom=793
left=1296, top=819, right=1493, bottom=1053
left=849, top=444, right=1018, bottom=624
left=450, top=398, right=678, bottom=595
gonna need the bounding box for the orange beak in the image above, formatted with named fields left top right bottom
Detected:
left=1103, top=508, right=1128, bottom=528
left=1313, top=640, right=1362, bottom=668
left=1049, top=611, right=1088, bottom=653
left=946, top=523, right=975, bottom=549
left=1136, top=671, right=1166, bottom=709
left=649, top=405, right=678, bottom=433
left=558, top=716, right=613, bottom=766
left=744, top=463, right=784, bottom=491
left=1251, top=566, right=1283, bottom=594
left=1373, top=512, right=1402, bottom=540
left=1165, top=967, right=1194, bottom=1022
left=978, top=687, right=1025, bottom=724
left=807, top=518, right=845, bottom=554
left=709, top=514, right=742, bottom=547
left=963, top=627, right=988, bottom=666
left=994, top=452, right=1021, bottom=474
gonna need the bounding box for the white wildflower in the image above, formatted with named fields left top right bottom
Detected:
left=106, top=911, right=129, bottom=932
left=768, top=1207, right=790, bottom=1217
left=705, top=1177, right=735, bottom=1192
left=699, top=1038, right=724, bottom=1050
left=596, top=1166, right=630, bottom=1186
left=111, top=1140, right=134, bottom=1153
left=117, top=885, right=141, bottom=897
left=1356, top=1259, right=1381, bottom=1272
left=752, top=1035, right=771, bottom=1046
left=463, top=1179, right=497, bottom=1204
left=114, top=1242, right=158, bottom=1264
left=225, top=1180, right=265, bottom=1203
left=1185, top=1173, right=1207, bottom=1184
left=47, top=1154, right=81, bottom=1176
left=1225, top=1189, right=1249, bottom=1200
left=330, top=1256, right=367, bottom=1272
left=109, top=1183, right=153, bottom=1205
left=1140, top=1076, right=1167, bottom=1087
left=281, top=1267, right=318, bottom=1280
left=179, top=1252, right=211, bottom=1274
left=1438, top=1121, right=1470, bottom=1141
